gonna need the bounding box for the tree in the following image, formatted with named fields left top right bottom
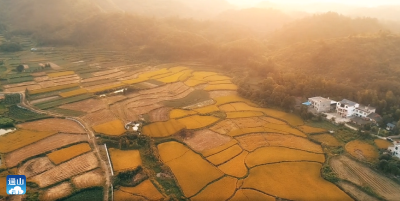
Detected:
left=16, top=65, right=24, bottom=72
left=0, top=117, right=14, bottom=128
left=0, top=60, right=3, bottom=65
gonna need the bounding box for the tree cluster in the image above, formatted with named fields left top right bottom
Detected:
left=378, top=154, right=400, bottom=176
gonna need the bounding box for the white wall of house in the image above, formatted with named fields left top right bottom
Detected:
left=388, top=145, right=400, bottom=158
left=309, top=97, right=331, bottom=113
left=336, top=103, right=358, bottom=117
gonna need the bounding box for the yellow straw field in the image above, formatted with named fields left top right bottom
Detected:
left=169, top=109, right=198, bottom=119
left=177, top=115, right=220, bottom=129
left=119, top=180, right=164, bottom=200
left=345, top=140, right=379, bottom=162
left=142, top=119, right=186, bottom=137
left=191, top=176, right=237, bottom=201
left=92, top=120, right=126, bottom=136
left=226, top=111, right=264, bottom=118
left=374, top=139, right=393, bottom=149
left=109, top=148, right=142, bottom=172
left=193, top=105, right=220, bottom=114
left=0, top=130, right=57, bottom=153
left=217, top=151, right=248, bottom=177
left=47, top=71, right=75, bottom=78
left=158, top=141, right=190, bottom=163
left=47, top=143, right=92, bottom=165
left=59, top=88, right=88, bottom=98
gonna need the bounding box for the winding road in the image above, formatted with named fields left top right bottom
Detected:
left=1, top=92, right=112, bottom=201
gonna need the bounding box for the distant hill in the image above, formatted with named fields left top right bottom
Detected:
left=269, top=12, right=385, bottom=45
left=216, top=8, right=292, bottom=33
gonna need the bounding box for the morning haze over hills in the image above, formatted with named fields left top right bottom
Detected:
left=1, top=0, right=400, bottom=201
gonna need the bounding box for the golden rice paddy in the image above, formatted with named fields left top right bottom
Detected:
left=226, top=111, right=264, bottom=118
left=191, top=176, right=237, bottom=201
left=59, top=88, right=88, bottom=98
left=92, top=119, right=126, bottom=136
left=204, top=84, right=238, bottom=91
left=47, top=71, right=75, bottom=77
left=177, top=115, right=220, bottom=130
left=157, top=141, right=189, bottom=163
left=206, top=144, right=243, bottom=165
left=184, top=79, right=206, bottom=87
left=214, top=95, right=256, bottom=106
left=245, top=147, right=325, bottom=167
left=142, top=119, right=186, bottom=137
left=201, top=140, right=238, bottom=157
left=230, top=189, right=276, bottom=201
left=374, top=139, right=393, bottom=149
left=119, top=180, right=164, bottom=200
left=298, top=125, right=327, bottom=134
left=217, top=151, right=248, bottom=178
left=0, top=130, right=56, bottom=153
left=109, top=148, right=142, bottom=172
left=193, top=105, right=220, bottom=114
left=47, top=143, right=92, bottom=165
left=345, top=140, right=379, bottom=162
left=311, top=134, right=341, bottom=147
left=169, top=109, right=198, bottom=119
left=156, top=70, right=193, bottom=83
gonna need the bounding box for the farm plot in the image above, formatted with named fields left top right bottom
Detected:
left=298, top=125, right=327, bottom=134
left=0, top=130, right=56, bottom=153
left=142, top=119, right=186, bottom=137
left=7, top=105, right=49, bottom=121
left=59, top=98, right=106, bottom=113
left=242, top=162, right=353, bottom=201
left=47, top=71, right=75, bottom=78
left=16, top=118, right=86, bottom=133
left=34, top=94, right=93, bottom=109
left=183, top=129, right=231, bottom=152
left=214, top=95, right=256, bottom=106
left=82, top=109, right=118, bottom=126
left=374, top=139, right=392, bottom=149
left=109, top=149, right=142, bottom=172
left=226, top=111, right=264, bottom=118
left=5, top=133, right=88, bottom=167
left=245, top=147, right=325, bottom=168
left=206, top=145, right=243, bottom=166
left=217, top=151, right=248, bottom=178
left=156, top=70, right=193, bottom=83
left=204, top=84, right=238, bottom=91
left=201, top=139, right=238, bottom=157
left=114, top=190, right=145, bottom=201
left=169, top=109, right=198, bottom=119
left=193, top=105, right=219, bottom=114
left=331, top=155, right=400, bottom=200
left=41, top=182, right=73, bottom=201
left=28, top=83, right=80, bottom=95
left=47, top=143, right=91, bottom=165
left=158, top=141, right=224, bottom=197
left=191, top=176, right=237, bottom=201
left=31, top=152, right=99, bottom=188
left=4, top=84, right=42, bottom=92
left=345, top=140, right=379, bottom=162
left=208, top=90, right=238, bottom=99
left=18, top=157, right=55, bottom=178
left=337, top=181, right=379, bottom=201
left=177, top=115, right=220, bottom=130
left=119, top=180, right=164, bottom=200
left=311, top=134, right=341, bottom=147
left=92, top=119, right=126, bottom=136
left=148, top=107, right=171, bottom=122
left=236, top=133, right=323, bottom=153
left=72, top=169, right=105, bottom=189
left=162, top=90, right=210, bottom=108
left=59, top=88, right=88, bottom=98
left=230, top=189, right=275, bottom=201
left=3, top=81, right=36, bottom=89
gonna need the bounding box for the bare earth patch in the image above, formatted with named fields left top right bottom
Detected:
left=338, top=181, right=379, bottom=201
left=209, top=90, right=238, bottom=99
left=148, top=107, right=172, bottom=122
left=82, top=109, right=118, bottom=126
left=184, top=129, right=232, bottom=152
left=60, top=98, right=107, bottom=113
left=72, top=168, right=105, bottom=189
left=17, top=118, right=86, bottom=133
left=18, top=157, right=55, bottom=178
left=41, top=182, right=73, bottom=201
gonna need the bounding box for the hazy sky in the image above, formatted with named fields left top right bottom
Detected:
left=227, top=0, right=400, bottom=7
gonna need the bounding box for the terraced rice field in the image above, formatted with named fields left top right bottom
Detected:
left=143, top=119, right=186, bottom=137
left=92, top=119, right=126, bottom=136
left=311, top=134, right=341, bottom=147
left=374, top=139, right=393, bottom=149
left=109, top=149, right=142, bottom=172
left=72, top=169, right=105, bottom=189
left=18, top=157, right=55, bottom=178
left=47, top=143, right=92, bottom=164
left=0, top=129, right=57, bottom=153
left=16, top=118, right=86, bottom=133
left=118, top=180, right=164, bottom=200
left=345, top=140, right=379, bottom=162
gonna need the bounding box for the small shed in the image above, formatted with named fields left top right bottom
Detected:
left=387, top=123, right=396, bottom=131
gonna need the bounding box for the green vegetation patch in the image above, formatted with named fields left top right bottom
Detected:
left=61, top=188, right=103, bottom=201
left=7, top=105, right=48, bottom=121
left=2, top=76, right=34, bottom=84
left=34, top=94, right=93, bottom=109
left=3, top=94, right=21, bottom=105
left=162, top=90, right=210, bottom=108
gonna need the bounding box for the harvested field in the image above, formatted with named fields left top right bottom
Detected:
left=204, top=84, right=238, bottom=91
left=182, top=99, right=215, bottom=110
left=4, top=84, right=42, bottom=92
left=214, top=95, right=256, bottom=106
left=183, top=129, right=231, bottom=152
left=0, top=177, right=6, bottom=197
left=231, top=117, right=267, bottom=128
left=193, top=105, right=219, bottom=114
left=226, top=111, right=264, bottom=118
left=119, top=180, right=164, bottom=200
left=17, top=118, right=86, bottom=133
left=374, top=139, right=392, bottom=149
left=264, top=123, right=306, bottom=137
left=30, top=96, right=59, bottom=105
left=209, top=120, right=240, bottom=135
left=109, top=149, right=142, bottom=172
left=184, top=79, right=206, bottom=87
left=114, top=190, right=145, bottom=201
left=0, top=129, right=56, bottom=153
left=177, top=115, right=220, bottom=130
left=243, top=162, right=353, bottom=201
left=208, top=80, right=232, bottom=85
left=208, top=90, right=237, bottom=99
left=72, top=169, right=105, bottom=189
left=38, top=80, right=56, bottom=88
left=92, top=69, right=120, bottom=76
left=60, top=98, right=106, bottom=113
left=158, top=141, right=224, bottom=197
left=311, top=134, right=341, bottom=146
left=3, top=81, right=36, bottom=89
left=128, top=103, right=163, bottom=116
left=331, top=155, right=400, bottom=200
left=18, top=157, right=55, bottom=178
left=259, top=116, right=287, bottom=124
left=41, top=182, right=73, bottom=201
left=191, top=176, right=237, bottom=201
left=156, top=70, right=193, bottom=83
left=217, top=151, right=248, bottom=178
left=228, top=127, right=271, bottom=137
left=31, top=152, right=99, bottom=188
left=92, top=119, right=126, bottom=136
left=83, top=81, right=122, bottom=91
left=245, top=147, right=325, bottom=167
left=338, top=181, right=379, bottom=201
left=82, top=109, right=118, bottom=126
left=298, top=125, right=327, bottom=134
left=204, top=75, right=231, bottom=81
left=82, top=71, right=125, bottom=82
left=201, top=140, right=238, bottom=157
left=88, top=83, right=126, bottom=93
left=5, top=133, right=88, bottom=167
left=230, top=189, right=275, bottom=201
left=28, top=83, right=80, bottom=95
left=102, top=95, right=126, bottom=105
left=59, top=88, right=88, bottom=98
left=47, top=143, right=91, bottom=165
left=47, top=71, right=75, bottom=77
left=148, top=107, right=171, bottom=122
left=169, top=109, right=198, bottom=119
left=206, top=145, right=243, bottom=165
left=143, top=119, right=186, bottom=137
left=237, top=133, right=323, bottom=153
left=345, top=140, right=379, bottom=162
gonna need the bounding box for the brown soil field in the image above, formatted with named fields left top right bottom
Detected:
left=102, top=95, right=127, bottom=105
left=128, top=103, right=163, bottom=116
left=110, top=103, right=138, bottom=123
left=17, top=118, right=86, bottom=133
left=82, top=109, right=118, bottom=126
left=37, top=81, right=56, bottom=88
left=183, top=129, right=232, bottom=152
left=18, top=157, right=55, bottom=178
left=208, top=90, right=238, bottom=98
left=60, top=98, right=107, bottom=113
left=182, top=99, right=215, bottom=110
left=31, top=72, right=47, bottom=77
left=338, top=181, right=379, bottom=201
left=231, top=117, right=267, bottom=128
left=31, top=152, right=99, bottom=187
left=209, top=120, right=240, bottom=135
left=331, top=155, right=400, bottom=200
left=236, top=133, right=323, bottom=153
left=5, top=133, right=88, bottom=167
left=92, top=69, right=120, bottom=76
left=83, top=81, right=122, bottom=90
left=82, top=71, right=125, bottom=82
left=148, top=107, right=172, bottom=122
left=72, top=168, right=105, bottom=189
left=30, top=96, right=59, bottom=105
left=5, top=84, right=42, bottom=92
left=3, top=81, right=37, bottom=88
left=40, top=182, right=73, bottom=201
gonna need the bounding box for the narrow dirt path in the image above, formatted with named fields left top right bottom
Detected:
left=1, top=92, right=111, bottom=201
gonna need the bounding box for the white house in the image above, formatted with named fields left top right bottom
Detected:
left=336, top=99, right=376, bottom=118
left=308, top=97, right=332, bottom=113
left=388, top=144, right=400, bottom=158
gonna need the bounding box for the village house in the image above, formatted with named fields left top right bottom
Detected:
left=307, top=97, right=336, bottom=113
left=387, top=123, right=396, bottom=131
left=336, top=99, right=376, bottom=118
left=388, top=144, right=400, bottom=158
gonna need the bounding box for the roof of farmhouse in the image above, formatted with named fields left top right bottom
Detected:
left=339, top=99, right=357, bottom=106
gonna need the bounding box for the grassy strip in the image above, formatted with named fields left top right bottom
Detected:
left=28, top=87, right=79, bottom=101
left=1, top=76, right=34, bottom=84
left=7, top=105, right=49, bottom=122
left=29, top=83, right=80, bottom=95
left=34, top=94, right=93, bottom=109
